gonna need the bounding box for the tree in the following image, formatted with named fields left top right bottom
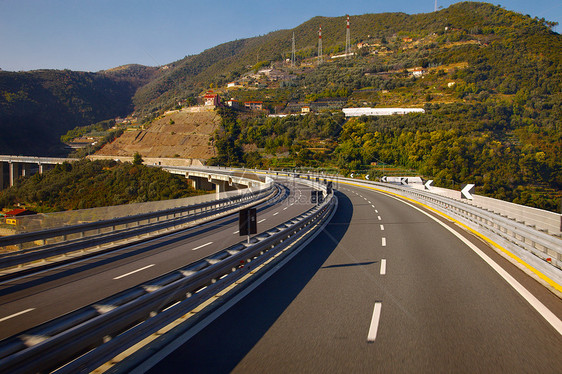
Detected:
left=133, top=152, right=143, bottom=165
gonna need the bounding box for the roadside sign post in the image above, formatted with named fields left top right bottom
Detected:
left=239, top=208, right=257, bottom=244
left=311, top=190, right=318, bottom=204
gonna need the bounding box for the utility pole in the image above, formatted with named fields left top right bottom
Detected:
left=291, top=32, right=296, bottom=67
left=318, top=26, right=323, bottom=64
left=345, top=15, right=351, bottom=59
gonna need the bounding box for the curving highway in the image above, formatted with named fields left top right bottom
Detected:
left=144, top=182, right=562, bottom=373
left=0, top=178, right=316, bottom=340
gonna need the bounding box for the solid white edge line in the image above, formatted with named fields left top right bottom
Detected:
left=0, top=308, right=35, bottom=323
left=113, top=264, right=155, bottom=280
left=380, top=259, right=386, bottom=275
left=381, top=191, right=562, bottom=336
left=191, top=241, right=214, bottom=251
left=382, top=237, right=386, bottom=247
left=368, top=302, right=382, bottom=342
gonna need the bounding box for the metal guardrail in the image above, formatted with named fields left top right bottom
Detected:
left=0, top=183, right=336, bottom=374
left=2, top=169, right=270, bottom=235
left=333, top=176, right=562, bottom=270
left=0, top=184, right=277, bottom=271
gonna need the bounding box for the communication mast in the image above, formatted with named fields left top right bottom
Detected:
left=291, top=32, right=296, bottom=67
left=345, top=15, right=351, bottom=59
left=318, top=26, right=323, bottom=64
left=434, top=0, right=438, bottom=12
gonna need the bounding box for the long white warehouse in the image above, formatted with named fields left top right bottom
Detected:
left=343, top=107, right=425, bottom=116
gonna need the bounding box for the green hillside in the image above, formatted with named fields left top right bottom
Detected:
left=194, top=2, right=561, bottom=211
left=0, top=159, right=203, bottom=212
left=1, top=2, right=560, bottom=211
left=130, top=2, right=560, bottom=114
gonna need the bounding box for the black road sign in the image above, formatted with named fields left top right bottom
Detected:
left=239, top=208, right=257, bottom=236
left=311, top=190, right=318, bottom=204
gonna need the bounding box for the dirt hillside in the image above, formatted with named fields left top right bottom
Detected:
left=96, top=109, right=219, bottom=161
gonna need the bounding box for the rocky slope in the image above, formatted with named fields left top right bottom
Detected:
left=95, top=110, right=219, bottom=161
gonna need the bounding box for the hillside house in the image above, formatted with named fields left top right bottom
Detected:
left=226, top=99, right=240, bottom=108
left=204, top=93, right=220, bottom=107
left=411, top=68, right=426, bottom=77
left=244, top=101, right=263, bottom=111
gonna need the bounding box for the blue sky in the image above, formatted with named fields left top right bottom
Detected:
left=1, top=0, right=560, bottom=72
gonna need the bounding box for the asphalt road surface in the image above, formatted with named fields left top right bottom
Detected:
left=147, top=183, right=562, bottom=373
left=0, top=178, right=315, bottom=340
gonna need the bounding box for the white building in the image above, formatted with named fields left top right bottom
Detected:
left=342, top=108, right=425, bottom=117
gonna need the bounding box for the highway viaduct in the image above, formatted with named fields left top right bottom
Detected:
left=0, top=158, right=560, bottom=372
left=0, top=155, right=247, bottom=193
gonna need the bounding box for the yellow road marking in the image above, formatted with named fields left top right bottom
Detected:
left=338, top=180, right=562, bottom=294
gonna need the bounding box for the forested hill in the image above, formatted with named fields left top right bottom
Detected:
left=132, top=2, right=560, bottom=114
left=0, top=65, right=158, bottom=156
left=1, top=1, right=561, bottom=212
left=0, top=159, right=203, bottom=212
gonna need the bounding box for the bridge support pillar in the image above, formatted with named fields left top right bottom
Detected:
left=22, top=163, right=31, bottom=177
left=214, top=180, right=227, bottom=193
left=187, top=178, right=197, bottom=189
left=187, top=176, right=215, bottom=191
left=9, top=162, right=21, bottom=187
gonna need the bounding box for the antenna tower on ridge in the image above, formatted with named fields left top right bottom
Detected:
left=434, top=0, right=437, bottom=12
left=318, top=26, right=323, bottom=64
left=291, top=32, right=296, bottom=67
left=345, top=15, right=351, bottom=59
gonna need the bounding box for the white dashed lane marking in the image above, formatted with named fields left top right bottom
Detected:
left=0, top=308, right=35, bottom=323
left=114, top=264, right=155, bottom=280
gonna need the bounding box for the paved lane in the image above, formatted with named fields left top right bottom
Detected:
left=148, top=185, right=562, bottom=373
left=0, top=179, right=315, bottom=339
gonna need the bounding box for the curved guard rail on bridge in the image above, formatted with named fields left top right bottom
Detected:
left=0, top=181, right=336, bottom=374
left=0, top=172, right=274, bottom=271
left=329, top=175, right=562, bottom=271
